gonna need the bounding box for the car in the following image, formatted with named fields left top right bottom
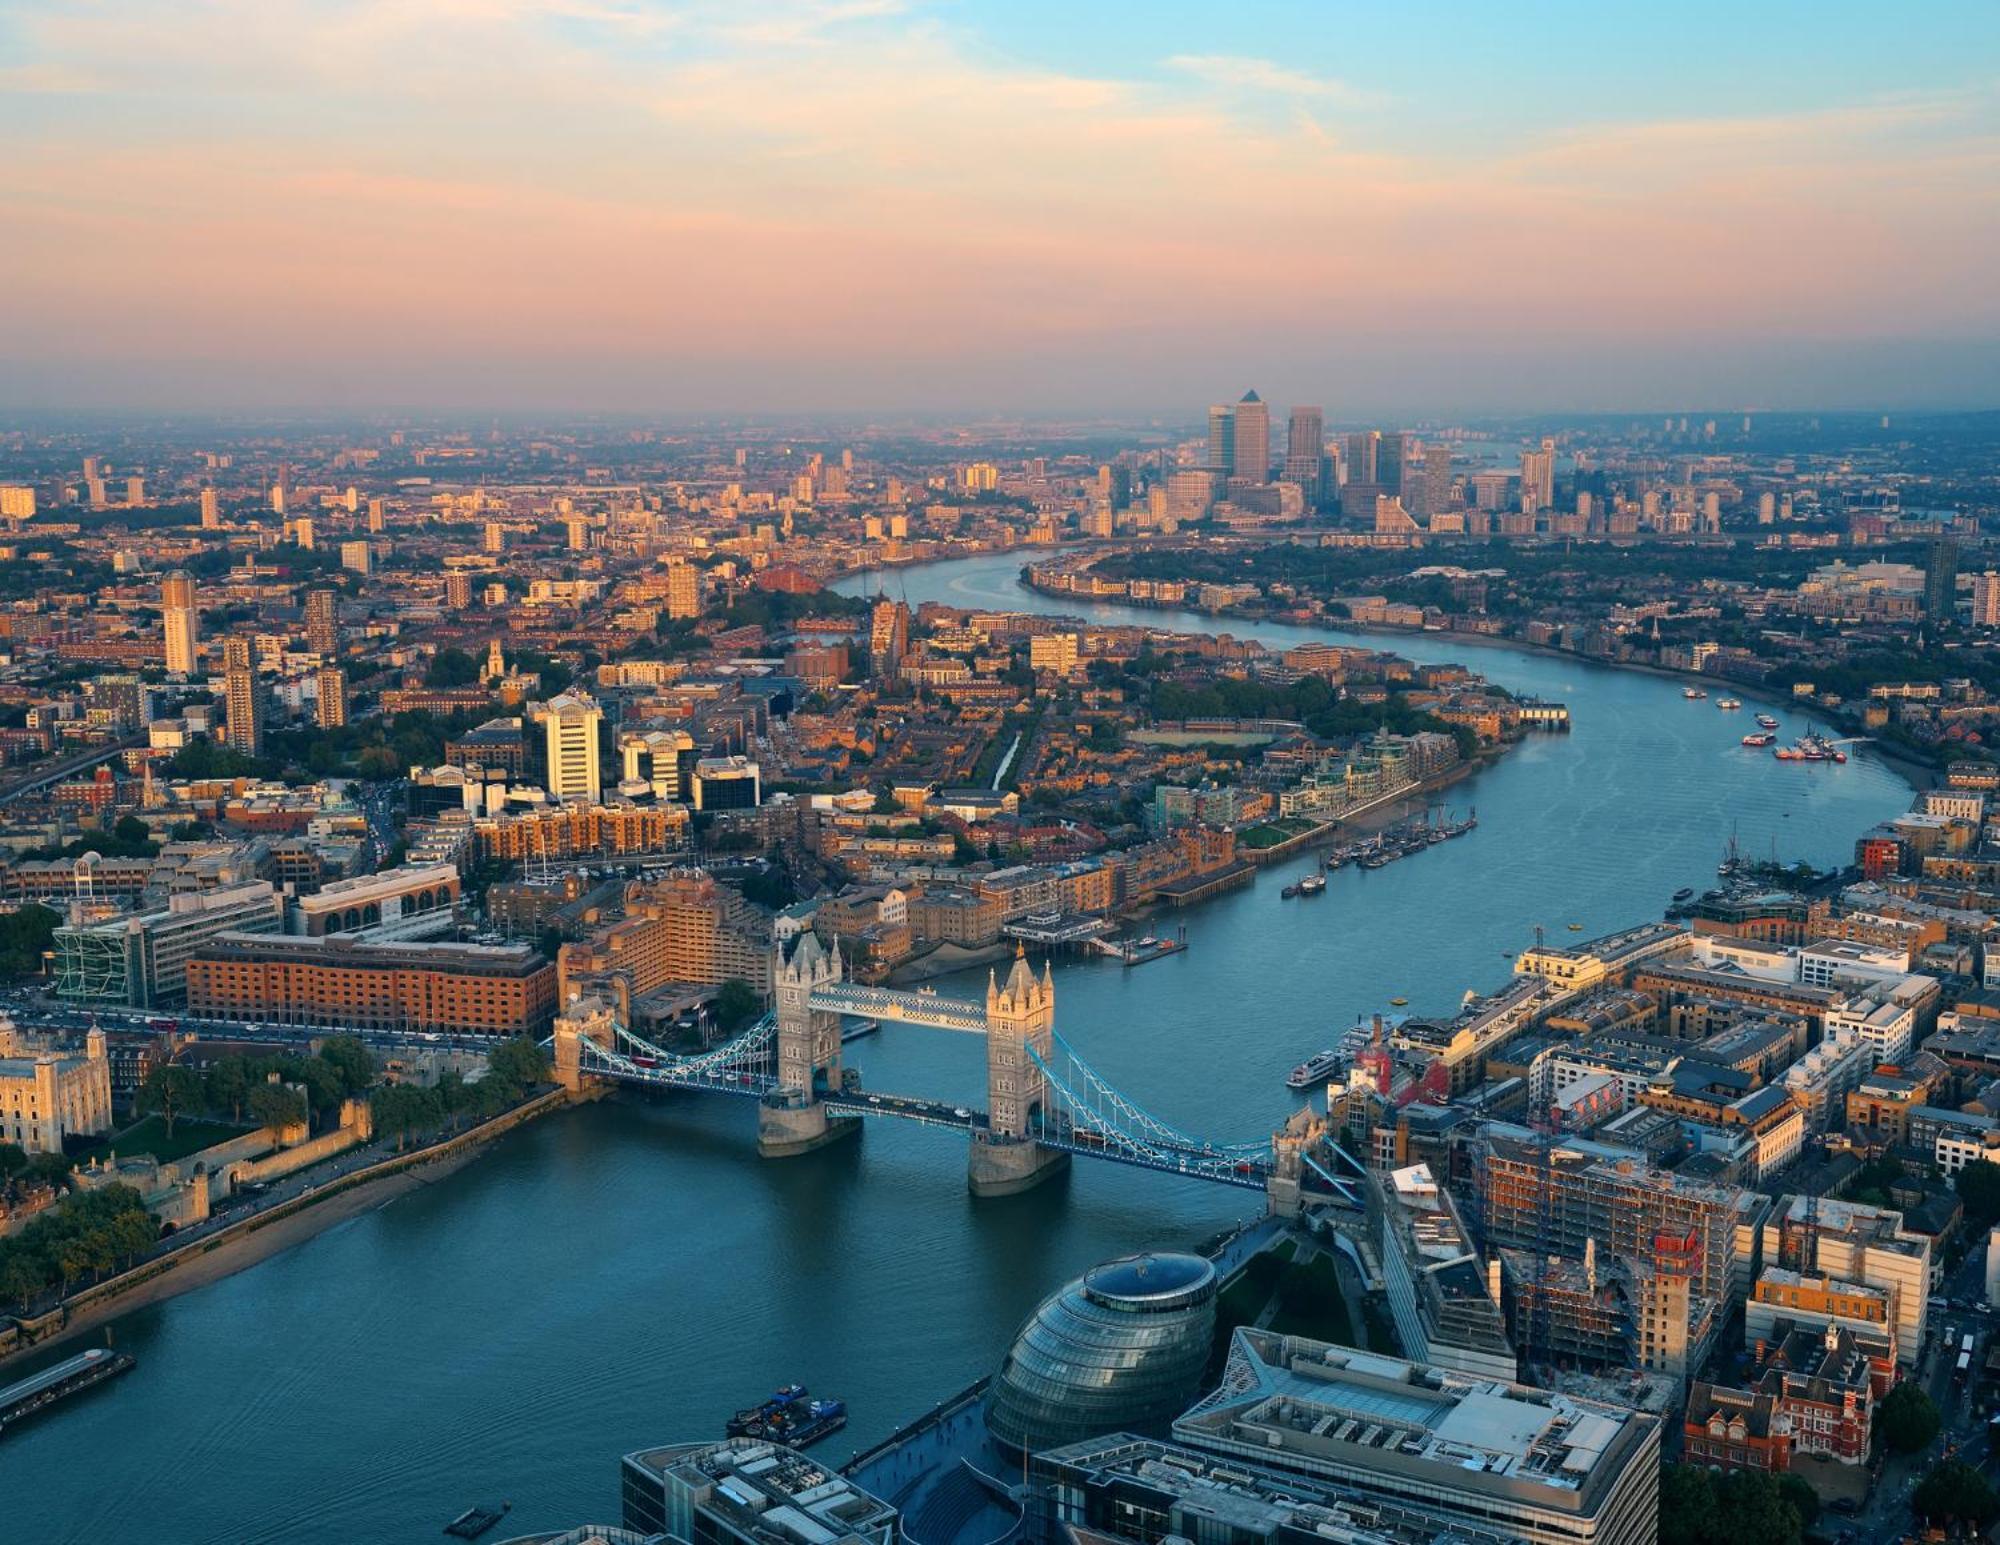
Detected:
left=953, top=1107, right=971, bottom=1119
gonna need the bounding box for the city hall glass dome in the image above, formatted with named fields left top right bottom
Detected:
left=985, top=1251, right=1218, bottom=1454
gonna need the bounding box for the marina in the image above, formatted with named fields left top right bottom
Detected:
left=1323, top=808, right=1476, bottom=873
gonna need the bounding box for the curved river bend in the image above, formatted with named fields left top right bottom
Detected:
left=2, top=554, right=1911, bottom=1542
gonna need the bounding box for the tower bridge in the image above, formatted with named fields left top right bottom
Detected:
left=552, top=932, right=1362, bottom=1206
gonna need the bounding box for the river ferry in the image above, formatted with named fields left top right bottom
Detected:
left=1741, top=731, right=1775, bottom=747
left=1756, top=714, right=1780, bottom=730
left=1717, top=697, right=1742, bottom=710
left=1683, top=687, right=1707, bottom=700
left=1286, top=1050, right=1342, bottom=1090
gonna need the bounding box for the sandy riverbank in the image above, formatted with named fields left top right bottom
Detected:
left=0, top=1143, right=489, bottom=1375
left=0, top=1093, right=587, bottom=1376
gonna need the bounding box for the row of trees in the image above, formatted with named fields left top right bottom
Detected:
left=0, top=1183, right=159, bottom=1311
left=370, top=1037, right=550, bottom=1150
left=141, top=1035, right=379, bottom=1138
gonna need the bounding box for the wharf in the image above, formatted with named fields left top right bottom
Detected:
left=1153, top=861, right=1255, bottom=908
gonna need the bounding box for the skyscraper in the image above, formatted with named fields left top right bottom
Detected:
left=1424, top=442, right=1455, bottom=517
left=1926, top=538, right=1959, bottom=624
left=543, top=692, right=604, bottom=804
left=305, top=588, right=338, bottom=658
left=1283, top=406, right=1324, bottom=502
left=1520, top=441, right=1556, bottom=515
left=162, top=571, right=199, bottom=676
left=1344, top=430, right=1379, bottom=486
left=1206, top=404, right=1235, bottom=475
left=1231, top=390, right=1269, bottom=484
left=317, top=666, right=347, bottom=729
left=445, top=572, right=472, bottom=610
left=199, top=487, right=220, bottom=528
left=1378, top=431, right=1413, bottom=496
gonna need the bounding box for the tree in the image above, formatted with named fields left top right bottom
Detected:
left=1659, top=1465, right=1720, bottom=1545
left=1775, top=1474, right=1819, bottom=1533
left=0, top=1141, right=25, bottom=1183
left=317, top=1035, right=376, bottom=1098
left=486, top=1036, right=550, bottom=1092
left=425, top=646, right=480, bottom=688
left=140, top=1063, right=203, bottom=1138
left=1913, top=1460, right=2000, bottom=1532
left=247, top=1082, right=307, bottom=1137
left=713, top=979, right=761, bottom=1034
left=204, top=1057, right=249, bottom=1122
left=1959, top=1157, right=2000, bottom=1228
left=0, top=903, right=59, bottom=980
left=1880, top=1380, right=1943, bottom=1454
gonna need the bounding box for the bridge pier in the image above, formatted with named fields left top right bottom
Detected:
left=967, top=1133, right=1069, bottom=1197
left=757, top=1095, right=861, bottom=1158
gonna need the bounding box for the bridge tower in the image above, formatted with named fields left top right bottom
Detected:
left=968, top=948, right=1069, bottom=1196
left=551, top=995, right=617, bottom=1095
left=759, top=932, right=859, bottom=1157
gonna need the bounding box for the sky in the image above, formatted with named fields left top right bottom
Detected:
left=1, top=0, right=1997, bottom=417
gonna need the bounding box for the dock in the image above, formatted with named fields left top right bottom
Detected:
left=0, top=1347, right=136, bottom=1435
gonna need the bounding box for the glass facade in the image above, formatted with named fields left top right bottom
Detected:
left=986, top=1252, right=1218, bottom=1454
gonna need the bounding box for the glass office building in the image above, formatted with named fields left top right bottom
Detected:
left=986, top=1252, right=1218, bottom=1454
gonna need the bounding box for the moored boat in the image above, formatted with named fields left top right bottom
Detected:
left=1286, top=1050, right=1341, bottom=1090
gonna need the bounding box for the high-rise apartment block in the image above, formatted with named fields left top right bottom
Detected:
left=225, top=645, right=263, bottom=757
left=305, top=588, right=338, bottom=657
left=318, top=666, right=347, bottom=729
left=869, top=598, right=910, bottom=677
left=665, top=558, right=701, bottom=620
left=162, top=570, right=199, bottom=676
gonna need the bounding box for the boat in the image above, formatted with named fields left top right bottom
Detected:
left=1740, top=732, right=1775, bottom=747
left=1717, top=697, right=1742, bottom=710
left=0, top=1347, right=136, bottom=1435
left=840, top=1018, right=880, bottom=1044
left=1389, top=996, right=1409, bottom=1007
left=1280, top=882, right=1300, bottom=899
left=1567, top=922, right=1583, bottom=931
left=1286, top=1050, right=1342, bottom=1090
left=1773, top=728, right=1847, bottom=764
left=1756, top=714, right=1779, bottom=730
left=727, top=1384, right=809, bottom=1437
left=759, top=1399, right=848, bottom=1448
left=1297, top=873, right=1326, bottom=896
left=1683, top=687, right=1707, bottom=700
left=1672, top=887, right=1695, bottom=903
left=445, top=1503, right=512, bottom=1540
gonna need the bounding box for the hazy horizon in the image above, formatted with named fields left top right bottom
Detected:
left=4, top=0, right=1997, bottom=415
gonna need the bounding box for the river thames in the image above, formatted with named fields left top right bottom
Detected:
left=3, top=552, right=1914, bottom=1542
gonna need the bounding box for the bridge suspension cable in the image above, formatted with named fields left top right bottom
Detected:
left=1041, top=1032, right=1270, bottom=1159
